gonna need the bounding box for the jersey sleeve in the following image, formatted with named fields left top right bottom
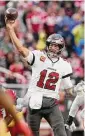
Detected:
left=61, top=76, right=73, bottom=89
left=62, top=61, right=73, bottom=78
left=69, top=95, right=84, bottom=117
left=24, top=50, right=41, bottom=66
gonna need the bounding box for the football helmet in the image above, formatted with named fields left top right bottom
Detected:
left=46, top=33, right=65, bottom=58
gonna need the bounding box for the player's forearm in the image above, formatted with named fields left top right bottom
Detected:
left=69, top=95, right=84, bottom=117
left=7, top=29, right=29, bottom=57
left=69, top=101, right=79, bottom=117
left=0, top=90, right=19, bottom=123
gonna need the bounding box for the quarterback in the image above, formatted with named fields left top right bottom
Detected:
left=5, top=19, right=83, bottom=136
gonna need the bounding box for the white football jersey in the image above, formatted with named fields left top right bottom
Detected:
left=69, top=94, right=84, bottom=117
left=25, top=50, right=73, bottom=99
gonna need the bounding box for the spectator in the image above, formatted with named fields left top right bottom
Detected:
left=36, top=31, right=46, bottom=50
left=43, top=4, right=57, bottom=36
left=72, top=18, right=84, bottom=45
left=58, top=25, right=75, bottom=57
left=26, top=3, right=46, bottom=42
left=74, top=39, right=84, bottom=57
left=0, top=1, right=6, bottom=28
left=6, top=72, right=17, bottom=84
left=0, top=32, right=14, bottom=54
left=5, top=52, right=16, bottom=69
left=69, top=53, right=84, bottom=84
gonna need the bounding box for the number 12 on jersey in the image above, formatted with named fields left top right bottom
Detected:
left=37, top=70, right=59, bottom=91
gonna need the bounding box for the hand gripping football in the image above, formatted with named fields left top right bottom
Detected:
left=5, top=8, right=18, bottom=20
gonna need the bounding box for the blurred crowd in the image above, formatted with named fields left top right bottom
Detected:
left=0, top=1, right=84, bottom=85
left=0, top=1, right=84, bottom=136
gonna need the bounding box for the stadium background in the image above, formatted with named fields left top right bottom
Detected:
left=0, top=1, right=84, bottom=136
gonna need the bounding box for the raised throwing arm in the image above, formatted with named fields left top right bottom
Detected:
left=5, top=19, right=29, bottom=57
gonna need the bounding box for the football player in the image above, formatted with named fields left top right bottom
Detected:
left=0, top=85, right=33, bottom=136
left=5, top=19, right=83, bottom=136
left=65, top=81, right=84, bottom=131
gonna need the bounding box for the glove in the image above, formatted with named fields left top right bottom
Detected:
left=17, top=96, right=30, bottom=107
left=74, top=81, right=85, bottom=95
left=65, top=115, right=74, bottom=126
left=65, top=122, right=76, bottom=132
left=9, top=120, right=33, bottom=136
left=16, top=98, right=24, bottom=111
left=16, top=104, right=23, bottom=111
left=65, top=115, right=76, bottom=132
left=17, top=98, right=23, bottom=105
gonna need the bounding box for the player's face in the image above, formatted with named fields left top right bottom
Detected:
left=49, top=44, right=60, bottom=53
left=47, top=44, right=60, bottom=58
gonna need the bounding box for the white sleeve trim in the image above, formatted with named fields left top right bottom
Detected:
left=24, top=51, right=34, bottom=65
left=61, top=77, right=73, bottom=89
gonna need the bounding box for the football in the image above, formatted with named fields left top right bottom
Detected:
left=5, top=8, right=18, bottom=20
